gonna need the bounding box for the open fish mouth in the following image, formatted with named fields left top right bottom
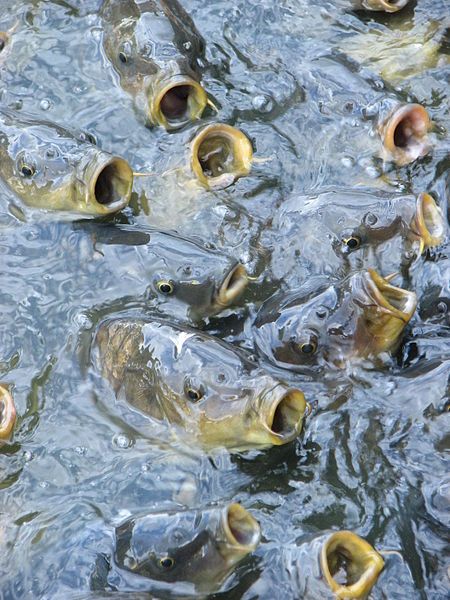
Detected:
left=0, top=385, right=16, bottom=440
left=410, top=192, right=445, bottom=251
left=320, top=531, right=385, bottom=598
left=150, top=75, right=207, bottom=130
left=263, top=387, right=307, bottom=444
left=364, top=0, right=409, bottom=12
left=221, top=504, right=261, bottom=553
left=190, top=123, right=253, bottom=188
left=366, top=269, right=417, bottom=322
left=0, top=32, right=8, bottom=53
left=86, top=155, right=133, bottom=214
left=380, top=103, right=431, bottom=166
left=215, top=263, right=248, bottom=308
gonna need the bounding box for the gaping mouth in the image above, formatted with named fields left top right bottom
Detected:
left=89, top=157, right=133, bottom=213
left=222, top=504, right=261, bottom=551
left=366, top=0, right=409, bottom=12
left=0, top=385, right=16, bottom=440
left=320, top=531, right=385, bottom=598
left=411, top=192, right=445, bottom=250
left=151, top=77, right=207, bottom=130
left=366, top=269, right=417, bottom=322
left=215, top=264, right=248, bottom=308
left=190, top=123, right=253, bottom=188
left=265, top=388, right=307, bottom=444
left=381, top=103, right=431, bottom=165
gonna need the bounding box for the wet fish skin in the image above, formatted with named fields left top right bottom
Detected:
left=253, top=269, right=417, bottom=370
left=91, top=317, right=307, bottom=450
left=101, top=0, right=207, bottom=129
left=267, top=190, right=445, bottom=290
left=0, top=110, right=132, bottom=215
left=114, top=504, right=260, bottom=592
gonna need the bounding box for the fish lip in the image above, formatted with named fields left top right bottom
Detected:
left=320, top=531, right=385, bottom=597
left=365, top=269, right=417, bottom=323
left=149, top=74, right=207, bottom=130
left=220, top=503, right=261, bottom=553
left=84, top=152, right=133, bottom=214
left=0, top=385, right=16, bottom=440
left=364, top=0, right=409, bottom=12
left=410, top=192, right=445, bottom=250
left=214, top=263, right=248, bottom=309
left=190, top=123, right=253, bottom=189
left=260, top=386, right=307, bottom=444
left=380, top=103, right=431, bottom=166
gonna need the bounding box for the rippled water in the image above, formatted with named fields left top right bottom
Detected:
left=0, top=0, right=449, bottom=598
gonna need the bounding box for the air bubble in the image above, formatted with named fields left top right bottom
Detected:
left=252, top=94, right=274, bottom=113
left=40, top=99, right=51, bottom=111
left=113, top=433, right=134, bottom=449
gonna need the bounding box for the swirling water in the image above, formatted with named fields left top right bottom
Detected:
left=0, top=0, right=449, bottom=598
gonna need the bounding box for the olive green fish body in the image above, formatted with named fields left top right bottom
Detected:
left=92, top=317, right=307, bottom=449
left=267, top=190, right=444, bottom=289
left=101, top=0, right=207, bottom=128
left=114, top=504, right=260, bottom=592
left=0, top=110, right=132, bottom=215
left=253, top=269, right=417, bottom=370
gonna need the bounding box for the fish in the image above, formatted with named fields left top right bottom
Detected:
left=349, top=0, right=410, bottom=12
left=0, top=110, right=133, bottom=215
left=378, top=103, right=431, bottom=166
left=0, top=385, right=16, bottom=441
left=91, top=317, right=307, bottom=449
left=113, top=503, right=260, bottom=593
left=266, top=190, right=445, bottom=290
left=76, top=222, right=249, bottom=317
left=101, top=0, right=208, bottom=130
left=253, top=269, right=417, bottom=370
left=248, top=530, right=384, bottom=600
left=190, top=123, right=253, bottom=189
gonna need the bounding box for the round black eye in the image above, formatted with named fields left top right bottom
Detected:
left=159, top=556, right=174, bottom=569
left=157, top=281, right=174, bottom=295
left=300, top=342, right=316, bottom=354
left=0, top=39, right=5, bottom=53
left=20, top=165, right=36, bottom=177
left=187, top=388, right=202, bottom=402
left=119, top=51, right=128, bottom=63
left=343, top=236, right=360, bottom=250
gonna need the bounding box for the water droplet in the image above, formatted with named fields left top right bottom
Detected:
left=23, top=450, right=33, bottom=462
left=252, top=94, right=274, bottom=113
left=341, top=156, right=354, bottom=168
left=74, top=446, right=87, bottom=455
left=183, top=41, right=192, bottom=50
left=39, top=99, right=51, bottom=111
left=113, top=433, right=134, bottom=449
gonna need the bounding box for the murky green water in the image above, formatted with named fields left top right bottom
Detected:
left=0, top=0, right=449, bottom=598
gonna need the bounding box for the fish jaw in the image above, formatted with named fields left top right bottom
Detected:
left=320, top=531, right=385, bottom=599
left=213, top=263, right=248, bottom=310
left=0, top=385, right=16, bottom=440
left=190, top=123, right=253, bottom=189
left=379, top=103, right=431, bottom=166
left=217, top=503, right=261, bottom=566
left=409, top=192, right=445, bottom=252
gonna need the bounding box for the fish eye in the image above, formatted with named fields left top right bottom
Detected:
left=294, top=333, right=318, bottom=356
left=343, top=236, right=361, bottom=250
left=0, top=39, right=5, bottom=53
left=184, top=379, right=204, bottom=402
left=187, top=388, right=202, bottom=401
left=118, top=51, right=128, bottom=64
left=20, top=164, right=36, bottom=178
left=158, top=556, right=175, bottom=569
left=157, top=281, right=174, bottom=295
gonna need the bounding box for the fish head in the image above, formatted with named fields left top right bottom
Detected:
left=0, top=120, right=132, bottom=214
left=379, top=103, right=431, bottom=166
left=351, top=269, right=417, bottom=356
left=114, top=504, right=260, bottom=591
left=141, top=323, right=307, bottom=449
left=320, top=531, right=384, bottom=599
left=190, top=124, right=253, bottom=189
left=361, top=0, right=409, bottom=12
left=0, top=385, right=16, bottom=440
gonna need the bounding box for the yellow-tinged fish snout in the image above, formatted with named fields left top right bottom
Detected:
left=215, top=263, right=248, bottom=308
left=150, top=74, right=208, bottom=130
left=367, top=269, right=417, bottom=323
left=379, top=103, right=431, bottom=166
left=191, top=123, right=253, bottom=189
left=363, top=0, right=409, bottom=12
left=320, top=531, right=385, bottom=599
left=261, top=387, right=307, bottom=445
left=410, top=192, right=445, bottom=251
left=0, top=385, right=16, bottom=440
left=81, top=152, right=133, bottom=215
left=220, top=504, right=261, bottom=556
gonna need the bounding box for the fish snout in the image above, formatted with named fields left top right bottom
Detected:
left=0, top=385, right=16, bottom=440
left=190, top=123, right=253, bottom=189
left=82, top=152, right=133, bottom=215
left=221, top=503, right=261, bottom=554
left=215, top=263, right=248, bottom=308
left=410, top=192, right=445, bottom=251
left=364, top=0, right=409, bottom=12
left=260, top=386, right=307, bottom=444
left=367, top=269, right=417, bottom=323
left=150, top=74, right=207, bottom=129
left=380, top=103, right=431, bottom=166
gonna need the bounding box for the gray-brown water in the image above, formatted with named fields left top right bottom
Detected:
left=0, top=0, right=449, bottom=598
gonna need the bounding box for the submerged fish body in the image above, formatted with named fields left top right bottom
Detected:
left=113, top=503, right=260, bottom=593
left=0, top=110, right=132, bottom=215
left=91, top=317, right=307, bottom=449
left=267, top=190, right=445, bottom=289
left=253, top=269, right=417, bottom=370
left=101, top=0, right=207, bottom=129
left=77, top=222, right=248, bottom=317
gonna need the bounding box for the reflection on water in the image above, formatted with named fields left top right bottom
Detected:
left=0, top=0, right=449, bottom=598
